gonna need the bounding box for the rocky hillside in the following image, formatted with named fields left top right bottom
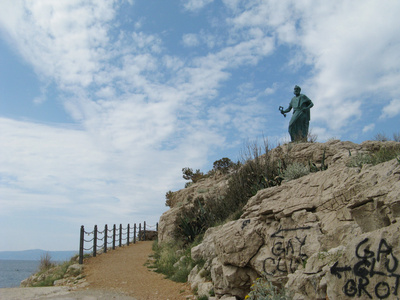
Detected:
left=158, top=140, right=400, bottom=300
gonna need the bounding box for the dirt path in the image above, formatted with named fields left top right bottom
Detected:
left=82, top=241, right=195, bottom=300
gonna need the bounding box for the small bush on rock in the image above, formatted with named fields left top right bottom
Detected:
left=151, top=241, right=197, bottom=283
left=182, top=167, right=205, bottom=184
left=283, top=162, right=310, bottom=181
left=165, top=190, right=175, bottom=207
left=39, top=252, right=55, bottom=272
left=25, top=257, right=82, bottom=287
left=347, top=144, right=400, bottom=168
left=245, top=277, right=293, bottom=300
left=212, top=157, right=236, bottom=174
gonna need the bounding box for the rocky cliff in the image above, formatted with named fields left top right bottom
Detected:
left=158, top=140, right=400, bottom=300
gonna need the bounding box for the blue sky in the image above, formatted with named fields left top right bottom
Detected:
left=0, top=0, right=399, bottom=251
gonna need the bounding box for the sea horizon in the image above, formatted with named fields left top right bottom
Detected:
left=0, top=249, right=78, bottom=261
left=0, top=260, right=40, bottom=288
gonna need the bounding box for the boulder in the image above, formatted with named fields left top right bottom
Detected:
left=160, top=140, right=400, bottom=299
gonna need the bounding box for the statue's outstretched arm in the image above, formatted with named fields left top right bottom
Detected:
left=282, top=105, right=292, bottom=114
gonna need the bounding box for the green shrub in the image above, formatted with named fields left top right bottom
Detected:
left=347, top=152, right=373, bottom=167
left=39, top=252, right=55, bottom=272
left=176, top=199, right=212, bottom=243
left=394, top=132, right=400, bottom=142
left=32, top=258, right=80, bottom=287
left=176, top=139, right=329, bottom=244
left=212, top=157, right=236, bottom=174
left=165, top=190, right=175, bottom=207
left=374, top=132, right=389, bottom=142
left=245, top=277, right=293, bottom=300
left=224, top=140, right=284, bottom=212
left=347, top=144, right=400, bottom=167
left=151, top=241, right=198, bottom=283
left=283, top=162, right=310, bottom=181
left=182, top=167, right=205, bottom=183
left=372, top=145, right=400, bottom=164
left=151, top=241, right=181, bottom=278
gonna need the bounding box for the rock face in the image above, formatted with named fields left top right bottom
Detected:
left=159, top=140, right=400, bottom=299
left=139, top=230, right=158, bottom=241
left=20, top=262, right=87, bottom=288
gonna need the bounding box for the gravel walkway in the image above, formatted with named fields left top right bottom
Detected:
left=0, top=241, right=195, bottom=300
left=0, top=287, right=137, bottom=299
left=82, top=241, right=194, bottom=300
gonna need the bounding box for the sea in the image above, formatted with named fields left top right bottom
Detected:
left=0, top=260, right=40, bottom=288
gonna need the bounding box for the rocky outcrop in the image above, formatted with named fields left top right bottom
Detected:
left=20, top=262, right=87, bottom=288
left=159, top=140, right=400, bottom=299
left=159, top=172, right=229, bottom=244
left=139, top=230, right=158, bottom=241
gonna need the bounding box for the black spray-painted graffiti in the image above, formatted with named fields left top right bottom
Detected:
left=263, top=225, right=311, bottom=275
left=331, top=238, right=400, bottom=299
left=241, top=219, right=251, bottom=230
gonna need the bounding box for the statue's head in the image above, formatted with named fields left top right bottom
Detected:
left=294, top=85, right=301, bottom=96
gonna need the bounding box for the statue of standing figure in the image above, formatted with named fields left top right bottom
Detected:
left=279, top=85, right=314, bottom=142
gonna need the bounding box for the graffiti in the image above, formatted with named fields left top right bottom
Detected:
left=331, top=238, right=400, bottom=299
left=263, top=226, right=311, bottom=275
left=241, top=219, right=250, bottom=230
left=271, top=225, right=311, bottom=238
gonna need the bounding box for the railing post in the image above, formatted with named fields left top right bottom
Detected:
left=119, top=224, right=122, bottom=247
left=93, top=225, right=97, bottom=257
left=134, top=223, right=136, bottom=244
left=104, top=224, right=108, bottom=253
left=127, top=224, right=130, bottom=246
left=79, top=225, right=84, bottom=264
left=144, top=221, right=146, bottom=241
left=139, top=223, right=142, bottom=241
left=113, top=224, right=116, bottom=250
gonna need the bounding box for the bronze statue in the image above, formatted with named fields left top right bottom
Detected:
left=280, top=85, right=314, bottom=142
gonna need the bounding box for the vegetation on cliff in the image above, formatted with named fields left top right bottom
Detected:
left=154, top=134, right=400, bottom=293
left=21, top=252, right=84, bottom=287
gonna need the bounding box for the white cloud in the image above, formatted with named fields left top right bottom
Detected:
left=183, top=0, right=214, bottom=11
left=224, top=0, right=400, bottom=132
left=182, top=31, right=219, bottom=49
left=264, top=83, right=278, bottom=96
left=0, top=0, right=114, bottom=89
left=1, top=0, right=400, bottom=250
left=182, top=33, right=200, bottom=47
left=131, top=31, right=162, bottom=53
left=363, top=123, right=375, bottom=133
left=380, top=99, right=400, bottom=119
left=0, top=118, right=105, bottom=198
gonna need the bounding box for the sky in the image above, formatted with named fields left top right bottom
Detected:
left=0, top=0, right=399, bottom=252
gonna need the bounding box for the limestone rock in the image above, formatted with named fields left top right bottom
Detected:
left=159, top=140, right=400, bottom=299
left=139, top=230, right=158, bottom=241
left=20, top=262, right=86, bottom=288
left=214, top=219, right=263, bottom=268
left=191, top=226, right=220, bottom=262
left=197, top=281, right=214, bottom=298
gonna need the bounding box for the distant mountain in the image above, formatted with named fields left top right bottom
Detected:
left=0, top=249, right=78, bottom=261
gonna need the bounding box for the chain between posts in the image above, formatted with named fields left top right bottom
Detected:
left=78, top=222, right=158, bottom=264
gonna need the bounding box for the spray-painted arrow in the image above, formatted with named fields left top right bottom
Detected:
left=330, top=261, right=352, bottom=279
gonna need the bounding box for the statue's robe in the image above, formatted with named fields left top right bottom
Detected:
left=286, top=94, right=313, bottom=142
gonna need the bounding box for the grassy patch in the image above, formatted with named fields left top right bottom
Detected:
left=348, top=144, right=400, bottom=168
left=32, top=258, right=82, bottom=287
left=283, top=162, right=310, bottom=181
left=245, top=276, right=293, bottom=300
left=150, top=240, right=201, bottom=283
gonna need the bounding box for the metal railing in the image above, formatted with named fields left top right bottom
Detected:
left=79, top=221, right=158, bottom=264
